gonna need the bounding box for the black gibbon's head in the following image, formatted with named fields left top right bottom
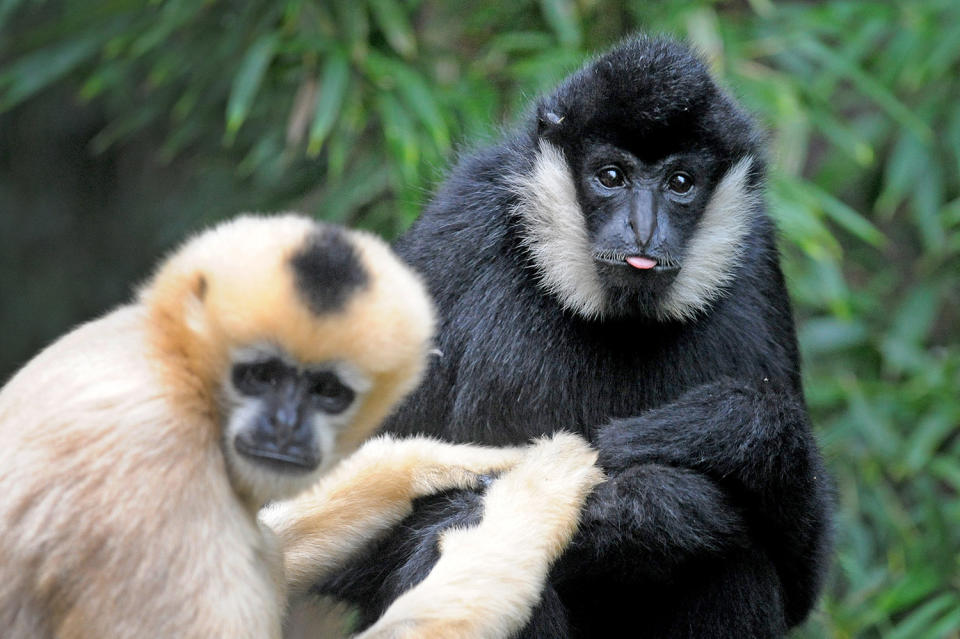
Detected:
left=140, top=215, right=435, bottom=506
left=515, top=36, right=765, bottom=321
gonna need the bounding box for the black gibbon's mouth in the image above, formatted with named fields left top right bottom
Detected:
left=234, top=438, right=319, bottom=473
left=593, top=253, right=680, bottom=273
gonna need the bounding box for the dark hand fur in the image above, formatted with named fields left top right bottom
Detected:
left=316, top=36, right=832, bottom=638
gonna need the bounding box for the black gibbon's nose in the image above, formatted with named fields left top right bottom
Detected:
left=629, top=189, right=658, bottom=250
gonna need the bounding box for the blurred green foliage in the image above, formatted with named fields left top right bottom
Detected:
left=1, top=1, right=958, bottom=637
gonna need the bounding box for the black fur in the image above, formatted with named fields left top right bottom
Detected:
left=289, top=227, right=368, bottom=315
left=319, top=36, right=832, bottom=638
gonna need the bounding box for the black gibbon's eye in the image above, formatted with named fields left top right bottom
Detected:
left=667, top=172, right=694, bottom=194
left=596, top=166, right=627, bottom=189
left=232, top=359, right=286, bottom=395
left=307, top=371, right=356, bottom=414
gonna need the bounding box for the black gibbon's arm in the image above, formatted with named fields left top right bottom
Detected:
left=569, top=378, right=832, bottom=627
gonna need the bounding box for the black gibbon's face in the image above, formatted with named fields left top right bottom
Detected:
left=521, top=38, right=763, bottom=321
left=222, top=344, right=371, bottom=496
left=577, top=142, right=719, bottom=294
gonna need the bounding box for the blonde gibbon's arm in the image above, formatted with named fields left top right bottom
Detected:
left=261, top=433, right=527, bottom=597
left=353, top=432, right=603, bottom=639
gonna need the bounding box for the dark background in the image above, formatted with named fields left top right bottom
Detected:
left=1, top=1, right=958, bottom=636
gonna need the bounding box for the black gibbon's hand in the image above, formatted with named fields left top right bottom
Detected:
left=551, top=462, right=750, bottom=584
left=596, top=378, right=819, bottom=497
left=586, top=378, right=831, bottom=626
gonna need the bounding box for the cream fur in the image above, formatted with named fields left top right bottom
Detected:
left=0, top=307, right=284, bottom=639
left=657, top=157, right=758, bottom=321
left=513, top=144, right=757, bottom=322
left=0, top=214, right=439, bottom=638
left=353, top=432, right=603, bottom=639
left=512, top=141, right=608, bottom=319
left=263, top=434, right=528, bottom=599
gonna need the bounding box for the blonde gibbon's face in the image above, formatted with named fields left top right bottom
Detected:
left=219, top=342, right=373, bottom=502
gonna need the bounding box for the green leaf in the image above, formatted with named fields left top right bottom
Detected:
left=889, top=284, right=940, bottom=347
left=489, top=31, right=554, bottom=55
left=129, top=0, right=204, bottom=57
left=930, top=458, right=960, bottom=493
left=396, top=72, right=450, bottom=149
left=947, top=103, right=960, bottom=179
left=802, top=181, right=886, bottom=247
left=887, top=593, right=960, bottom=639
left=877, top=132, right=927, bottom=217
left=798, top=317, right=868, bottom=355
left=910, top=162, right=946, bottom=254
left=0, top=0, right=26, bottom=31
left=376, top=91, right=419, bottom=182
left=332, top=0, right=369, bottom=61
left=925, top=606, right=960, bottom=639
left=903, top=408, right=960, bottom=474
left=225, top=34, right=279, bottom=143
left=90, top=106, right=162, bottom=154
left=310, top=156, right=392, bottom=223
left=795, top=37, right=932, bottom=143
left=369, top=0, right=416, bottom=59
left=307, top=52, right=351, bottom=157
left=365, top=56, right=450, bottom=150
left=685, top=7, right=723, bottom=68
left=873, top=562, right=940, bottom=613
left=539, top=0, right=581, bottom=49
left=807, top=109, right=875, bottom=167
left=0, top=34, right=104, bottom=111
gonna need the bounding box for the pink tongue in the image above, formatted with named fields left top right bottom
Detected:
left=626, top=256, right=658, bottom=270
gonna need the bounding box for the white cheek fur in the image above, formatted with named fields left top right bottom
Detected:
left=657, top=156, right=758, bottom=322
left=511, top=140, right=608, bottom=320
left=513, top=142, right=758, bottom=322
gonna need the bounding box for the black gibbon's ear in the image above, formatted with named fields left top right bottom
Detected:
left=536, top=101, right=565, bottom=139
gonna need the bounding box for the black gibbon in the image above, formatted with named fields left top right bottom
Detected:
left=299, top=36, right=834, bottom=638
left=0, top=214, right=596, bottom=638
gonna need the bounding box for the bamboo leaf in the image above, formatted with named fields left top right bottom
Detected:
left=332, top=0, right=369, bottom=61
left=802, top=180, right=886, bottom=247
left=903, top=408, right=960, bottom=474
left=225, top=33, right=279, bottom=142
left=368, top=0, right=416, bottom=59
left=0, top=0, right=26, bottom=31
left=539, top=0, right=581, bottom=49
left=376, top=91, right=418, bottom=181
left=307, top=51, right=351, bottom=157
left=876, top=132, right=926, bottom=216
left=795, top=37, right=932, bottom=143
left=0, top=34, right=104, bottom=111
left=887, top=594, right=960, bottom=639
